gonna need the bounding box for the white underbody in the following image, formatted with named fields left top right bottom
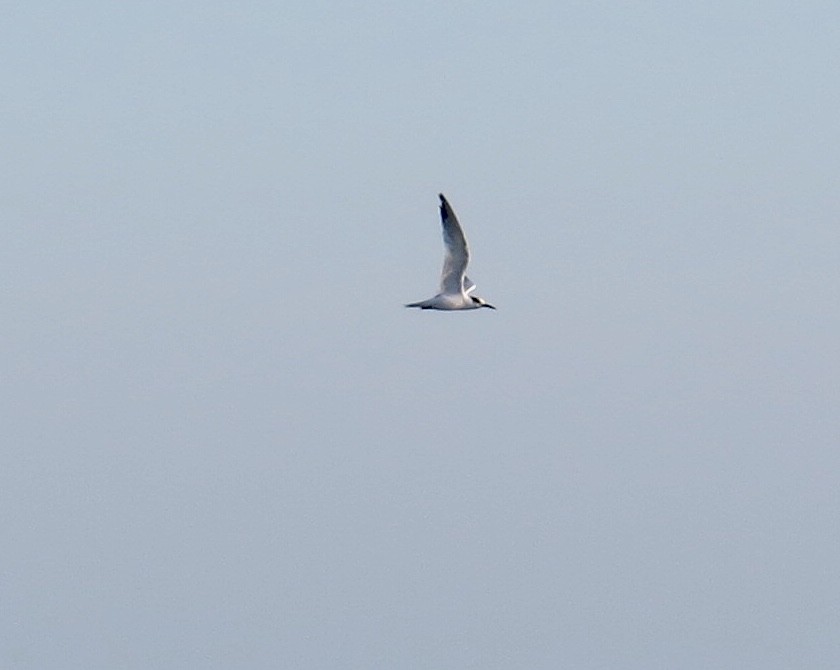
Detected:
left=406, top=292, right=480, bottom=310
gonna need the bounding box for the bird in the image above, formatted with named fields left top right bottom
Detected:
left=406, top=194, right=496, bottom=311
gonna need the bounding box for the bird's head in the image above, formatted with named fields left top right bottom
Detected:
left=471, top=296, right=496, bottom=310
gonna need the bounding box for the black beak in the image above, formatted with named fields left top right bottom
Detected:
left=484, top=303, right=496, bottom=310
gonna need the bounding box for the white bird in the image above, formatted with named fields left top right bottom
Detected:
left=406, top=194, right=496, bottom=311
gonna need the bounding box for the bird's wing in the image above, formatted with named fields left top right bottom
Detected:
left=438, top=193, right=470, bottom=295
left=463, top=276, right=476, bottom=294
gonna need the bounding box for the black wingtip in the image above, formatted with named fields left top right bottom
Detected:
left=438, top=193, right=449, bottom=219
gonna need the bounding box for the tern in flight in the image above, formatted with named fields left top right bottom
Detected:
left=406, top=194, right=496, bottom=311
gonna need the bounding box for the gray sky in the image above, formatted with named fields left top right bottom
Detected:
left=3, top=2, right=840, bottom=668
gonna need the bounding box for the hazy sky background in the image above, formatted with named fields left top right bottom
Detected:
left=3, top=2, right=840, bottom=668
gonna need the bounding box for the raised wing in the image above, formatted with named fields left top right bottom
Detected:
left=438, top=193, right=470, bottom=295
left=463, top=276, right=476, bottom=294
